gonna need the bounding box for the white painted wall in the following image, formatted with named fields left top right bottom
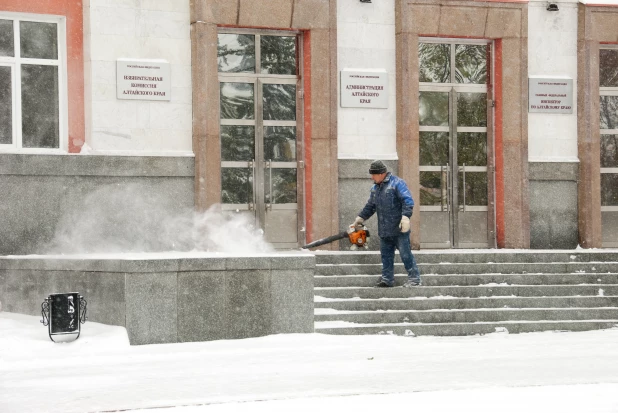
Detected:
left=337, top=0, right=397, bottom=160
left=528, top=0, right=579, bottom=162
left=83, top=0, right=192, bottom=155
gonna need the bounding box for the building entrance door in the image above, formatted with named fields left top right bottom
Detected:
left=217, top=31, right=303, bottom=248
left=418, top=40, right=495, bottom=248
left=600, top=47, right=618, bottom=248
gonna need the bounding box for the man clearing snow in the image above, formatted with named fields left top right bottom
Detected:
left=351, top=160, right=421, bottom=288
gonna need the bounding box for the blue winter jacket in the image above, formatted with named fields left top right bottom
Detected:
left=358, top=173, right=415, bottom=238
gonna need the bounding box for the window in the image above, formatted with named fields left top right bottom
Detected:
left=0, top=14, right=66, bottom=152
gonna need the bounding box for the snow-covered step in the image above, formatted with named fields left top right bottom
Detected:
left=314, top=320, right=618, bottom=337
left=314, top=273, right=618, bottom=288
left=314, top=251, right=618, bottom=265
left=315, top=285, right=618, bottom=299
left=316, top=262, right=618, bottom=276
left=312, top=251, right=618, bottom=336
left=314, top=307, right=618, bottom=324
left=313, top=295, right=618, bottom=311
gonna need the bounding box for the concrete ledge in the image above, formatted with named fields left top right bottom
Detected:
left=0, top=253, right=315, bottom=345
left=0, top=253, right=315, bottom=272
left=0, top=154, right=195, bottom=177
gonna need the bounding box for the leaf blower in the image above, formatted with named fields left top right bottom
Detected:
left=302, top=225, right=370, bottom=250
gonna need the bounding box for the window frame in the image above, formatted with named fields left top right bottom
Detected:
left=0, top=12, right=68, bottom=153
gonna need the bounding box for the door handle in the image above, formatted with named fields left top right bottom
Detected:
left=266, top=159, right=273, bottom=211
left=249, top=160, right=255, bottom=211
left=459, top=163, right=466, bottom=213
left=441, top=165, right=448, bottom=212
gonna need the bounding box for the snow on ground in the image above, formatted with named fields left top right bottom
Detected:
left=1, top=312, right=618, bottom=413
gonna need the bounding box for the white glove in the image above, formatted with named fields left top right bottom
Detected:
left=399, top=216, right=410, bottom=232
left=350, top=216, right=364, bottom=229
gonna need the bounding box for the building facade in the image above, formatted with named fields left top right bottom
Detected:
left=1, top=0, right=617, bottom=254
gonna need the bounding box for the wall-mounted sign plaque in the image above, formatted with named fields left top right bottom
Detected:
left=340, top=69, right=388, bottom=109
left=117, top=59, right=171, bottom=101
left=529, top=77, right=573, bottom=114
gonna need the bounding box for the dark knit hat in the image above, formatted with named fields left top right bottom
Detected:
left=369, top=160, right=387, bottom=174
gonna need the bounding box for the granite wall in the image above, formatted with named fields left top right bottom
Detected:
left=529, top=162, right=579, bottom=249
left=0, top=254, right=315, bottom=345
left=0, top=154, right=194, bottom=255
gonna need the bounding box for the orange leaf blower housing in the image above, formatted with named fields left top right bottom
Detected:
left=302, top=225, right=370, bottom=250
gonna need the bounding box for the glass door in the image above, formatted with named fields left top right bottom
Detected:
left=218, top=31, right=303, bottom=248
left=418, top=40, right=493, bottom=248
left=600, top=48, right=618, bottom=247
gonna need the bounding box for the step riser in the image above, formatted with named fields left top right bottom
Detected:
left=315, top=309, right=618, bottom=324
left=315, top=285, right=618, bottom=299
left=315, top=274, right=618, bottom=287
left=316, top=263, right=618, bottom=276
left=314, top=321, right=618, bottom=336
left=315, top=252, right=618, bottom=265
left=314, top=297, right=618, bottom=311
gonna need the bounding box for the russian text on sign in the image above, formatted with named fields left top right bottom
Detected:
left=117, top=59, right=171, bottom=101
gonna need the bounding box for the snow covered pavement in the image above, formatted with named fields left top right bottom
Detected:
left=1, top=312, right=617, bottom=413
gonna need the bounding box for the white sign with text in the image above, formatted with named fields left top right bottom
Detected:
left=529, top=77, right=573, bottom=114
left=117, top=59, right=171, bottom=101
left=340, top=69, right=388, bottom=109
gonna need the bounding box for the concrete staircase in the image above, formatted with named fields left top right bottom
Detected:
left=314, top=250, right=618, bottom=336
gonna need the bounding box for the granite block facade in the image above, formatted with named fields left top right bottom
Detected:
left=529, top=162, right=579, bottom=249
left=0, top=254, right=315, bottom=345
left=0, top=154, right=194, bottom=256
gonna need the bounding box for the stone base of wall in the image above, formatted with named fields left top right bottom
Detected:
left=338, top=159, right=399, bottom=251
left=0, top=154, right=195, bottom=255
left=529, top=162, right=579, bottom=249
left=0, top=254, right=315, bottom=345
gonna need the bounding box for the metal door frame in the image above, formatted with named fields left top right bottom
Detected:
left=418, top=38, right=496, bottom=249
left=218, top=29, right=305, bottom=248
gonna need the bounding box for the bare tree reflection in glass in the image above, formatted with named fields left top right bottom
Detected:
left=458, top=133, right=487, bottom=167
left=217, top=34, right=255, bottom=73
left=263, top=84, right=296, bottom=121
left=220, top=126, right=255, bottom=162
left=419, top=91, right=449, bottom=126
left=600, top=49, right=618, bottom=88
left=265, top=169, right=297, bottom=204
left=601, top=174, right=618, bottom=206
left=420, top=172, right=442, bottom=206
left=419, top=43, right=450, bottom=83
left=600, top=96, right=618, bottom=130
left=419, top=132, right=449, bottom=166
left=457, top=92, right=487, bottom=127
left=222, top=168, right=253, bottom=204
left=220, top=82, right=254, bottom=120
left=264, top=126, right=296, bottom=162
left=261, top=36, right=296, bottom=75
left=455, top=44, right=487, bottom=84
left=459, top=173, right=487, bottom=206
left=601, top=135, right=618, bottom=168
